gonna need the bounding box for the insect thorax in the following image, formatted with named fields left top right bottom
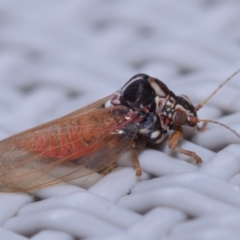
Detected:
left=108, top=73, right=197, bottom=144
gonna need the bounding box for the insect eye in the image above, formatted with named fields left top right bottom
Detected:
left=173, top=111, right=188, bottom=125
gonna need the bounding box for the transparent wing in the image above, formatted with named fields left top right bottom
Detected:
left=0, top=104, right=139, bottom=192
left=58, top=94, right=114, bottom=119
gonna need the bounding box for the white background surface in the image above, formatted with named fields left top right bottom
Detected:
left=1, top=1, right=240, bottom=239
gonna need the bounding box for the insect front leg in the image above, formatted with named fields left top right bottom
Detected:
left=168, top=125, right=202, bottom=164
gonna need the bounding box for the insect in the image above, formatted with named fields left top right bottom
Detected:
left=0, top=70, right=239, bottom=192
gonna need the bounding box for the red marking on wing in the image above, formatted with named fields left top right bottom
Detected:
left=0, top=104, right=140, bottom=192
left=22, top=120, right=116, bottom=159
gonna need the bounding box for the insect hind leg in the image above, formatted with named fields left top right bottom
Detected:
left=98, top=162, right=117, bottom=175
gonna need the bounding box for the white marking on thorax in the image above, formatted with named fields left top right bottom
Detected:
left=121, top=75, right=143, bottom=93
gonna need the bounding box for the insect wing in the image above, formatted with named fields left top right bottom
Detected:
left=58, top=94, right=115, bottom=119
left=0, top=104, right=139, bottom=192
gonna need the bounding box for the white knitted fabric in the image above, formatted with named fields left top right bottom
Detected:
left=1, top=1, right=240, bottom=240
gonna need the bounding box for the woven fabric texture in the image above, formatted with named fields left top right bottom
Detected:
left=0, top=1, right=240, bottom=240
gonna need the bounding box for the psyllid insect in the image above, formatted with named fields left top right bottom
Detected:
left=0, top=70, right=240, bottom=192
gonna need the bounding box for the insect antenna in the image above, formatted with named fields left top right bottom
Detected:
left=195, top=69, right=240, bottom=111
left=192, top=69, right=240, bottom=139
left=197, top=118, right=240, bottom=139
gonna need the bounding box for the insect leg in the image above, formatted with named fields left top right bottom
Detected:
left=168, top=125, right=202, bottom=164
left=130, top=137, right=146, bottom=176
left=98, top=162, right=117, bottom=175
left=130, top=148, right=142, bottom=176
